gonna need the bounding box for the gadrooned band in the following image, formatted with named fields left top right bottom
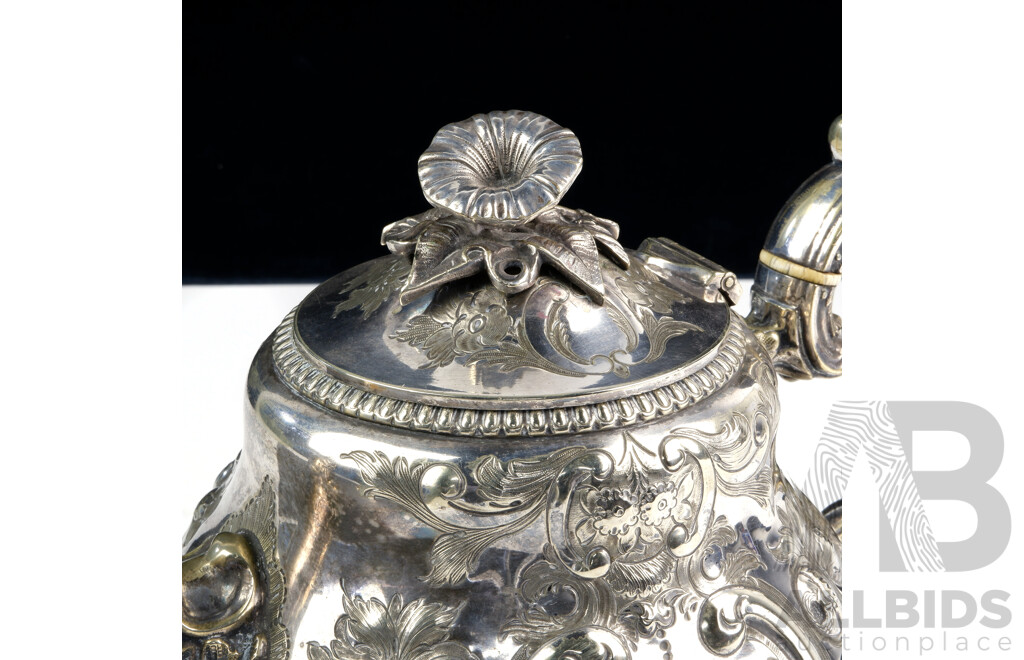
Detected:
left=270, top=309, right=749, bottom=438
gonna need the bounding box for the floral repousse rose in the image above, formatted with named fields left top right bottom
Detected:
left=640, top=466, right=697, bottom=527
left=575, top=487, right=645, bottom=554
left=575, top=461, right=700, bottom=557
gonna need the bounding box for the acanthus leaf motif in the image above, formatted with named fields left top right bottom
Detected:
left=308, top=583, right=480, bottom=660
left=615, top=257, right=684, bottom=315
left=402, top=216, right=487, bottom=304
left=337, top=378, right=832, bottom=659
left=333, top=256, right=411, bottom=320
left=381, top=206, right=629, bottom=306
left=635, top=307, right=701, bottom=363
left=341, top=447, right=595, bottom=586
left=527, top=212, right=604, bottom=302
left=545, top=300, right=587, bottom=366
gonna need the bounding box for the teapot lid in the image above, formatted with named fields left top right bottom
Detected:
left=271, top=111, right=746, bottom=435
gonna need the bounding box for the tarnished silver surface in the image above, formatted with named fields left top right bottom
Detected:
left=184, top=111, right=843, bottom=659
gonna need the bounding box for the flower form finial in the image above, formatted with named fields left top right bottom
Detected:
left=383, top=112, right=629, bottom=305
left=418, top=110, right=583, bottom=224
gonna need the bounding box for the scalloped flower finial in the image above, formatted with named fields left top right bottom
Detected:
left=417, top=110, right=583, bottom=224
left=383, top=111, right=628, bottom=305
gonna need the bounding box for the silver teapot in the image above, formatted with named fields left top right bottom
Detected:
left=182, top=110, right=843, bottom=660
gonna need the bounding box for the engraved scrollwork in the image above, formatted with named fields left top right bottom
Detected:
left=545, top=449, right=618, bottom=579
left=504, top=514, right=767, bottom=659
left=342, top=429, right=719, bottom=595
left=334, top=362, right=825, bottom=658
left=614, top=256, right=680, bottom=315
left=392, top=284, right=585, bottom=377
left=768, top=475, right=842, bottom=646
left=566, top=432, right=716, bottom=599
left=697, top=581, right=830, bottom=660
left=306, top=584, right=480, bottom=660
left=637, top=516, right=766, bottom=633
left=391, top=261, right=701, bottom=379
left=391, top=286, right=513, bottom=369
left=662, top=361, right=779, bottom=508
left=343, top=417, right=782, bottom=659
left=502, top=545, right=633, bottom=658
left=342, top=446, right=606, bottom=586
left=522, top=626, right=632, bottom=660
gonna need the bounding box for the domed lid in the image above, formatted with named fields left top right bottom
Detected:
left=271, top=111, right=747, bottom=435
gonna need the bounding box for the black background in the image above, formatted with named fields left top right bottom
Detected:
left=185, top=2, right=841, bottom=283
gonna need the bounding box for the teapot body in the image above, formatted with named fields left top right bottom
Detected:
left=182, top=111, right=842, bottom=660
left=183, top=282, right=841, bottom=660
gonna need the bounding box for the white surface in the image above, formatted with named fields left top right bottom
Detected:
left=180, top=279, right=843, bottom=534
left=181, top=284, right=317, bottom=533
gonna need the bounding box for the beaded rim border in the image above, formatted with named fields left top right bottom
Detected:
left=270, top=308, right=748, bottom=437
